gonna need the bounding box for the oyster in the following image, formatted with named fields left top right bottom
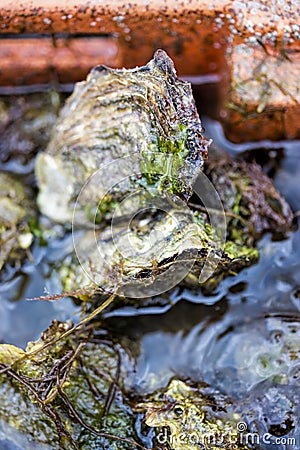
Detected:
left=57, top=207, right=257, bottom=297
left=204, top=153, right=294, bottom=245
left=36, top=49, right=209, bottom=226
left=0, top=321, right=141, bottom=450
left=136, top=378, right=246, bottom=449
left=35, top=50, right=293, bottom=298
left=0, top=171, right=35, bottom=274
left=136, top=377, right=299, bottom=450
left=51, top=154, right=293, bottom=297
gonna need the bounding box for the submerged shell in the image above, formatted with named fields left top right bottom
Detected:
left=204, top=313, right=300, bottom=394
left=136, top=376, right=299, bottom=450
left=36, top=49, right=209, bottom=225
left=0, top=172, right=35, bottom=274
left=135, top=379, right=246, bottom=450
left=204, top=152, right=294, bottom=245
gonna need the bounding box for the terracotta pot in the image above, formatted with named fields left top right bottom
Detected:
left=0, top=0, right=299, bottom=142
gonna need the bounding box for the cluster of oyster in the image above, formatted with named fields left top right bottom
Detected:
left=34, top=50, right=292, bottom=298
left=0, top=51, right=292, bottom=296
left=0, top=51, right=297, bottom=450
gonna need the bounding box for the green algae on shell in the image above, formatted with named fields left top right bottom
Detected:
left=0, top=321, right=142, bottom=450
left=35, top=49, right=210, bottom=226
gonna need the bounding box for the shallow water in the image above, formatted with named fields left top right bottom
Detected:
left=0, top=109, right=300, bottom=449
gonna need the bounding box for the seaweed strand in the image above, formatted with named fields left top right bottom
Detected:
left=1, top=364, right=79, bottom=450
left=57, top=387, right=148, bottom=449
left=99, top=344, right=121, bottom=427
left=0, top=291, right=117, bottom=375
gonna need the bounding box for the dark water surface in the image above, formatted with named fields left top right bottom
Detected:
left=0, top=111, right=300, bottom=449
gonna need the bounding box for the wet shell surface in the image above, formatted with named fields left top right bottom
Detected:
left=36, top=49, right=210, bottom=226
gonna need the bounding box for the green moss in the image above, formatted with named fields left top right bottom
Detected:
left=140, top=123, right=189, bottom=195
left=85, top=195, right=119, bottom=225
left=223, top=241, right=258, bottom=261
left=28, top=216, right=47, bottom=246
left=193, top=211, right=259, bottom=263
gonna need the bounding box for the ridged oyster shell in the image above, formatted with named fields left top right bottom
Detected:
left=36, top=50, right=209, bottom=226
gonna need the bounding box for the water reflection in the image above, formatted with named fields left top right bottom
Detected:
left=105, top=303, right=300, bottom=394
left=0, top=239, right=80, bottom=348
left=0, top=421, right=51, bottom=450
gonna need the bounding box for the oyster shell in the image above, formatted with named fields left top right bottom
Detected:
left=0, top=172, right=35, bottom=274
left=135, top=379, right=246, bottom=450
left=36, top=49, right=209, bottom=226
left=204, top=152, right=294, bottom=245
left=136, top=377, right=299, bottom=450
left=57, top=206, right=256, bottom=297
